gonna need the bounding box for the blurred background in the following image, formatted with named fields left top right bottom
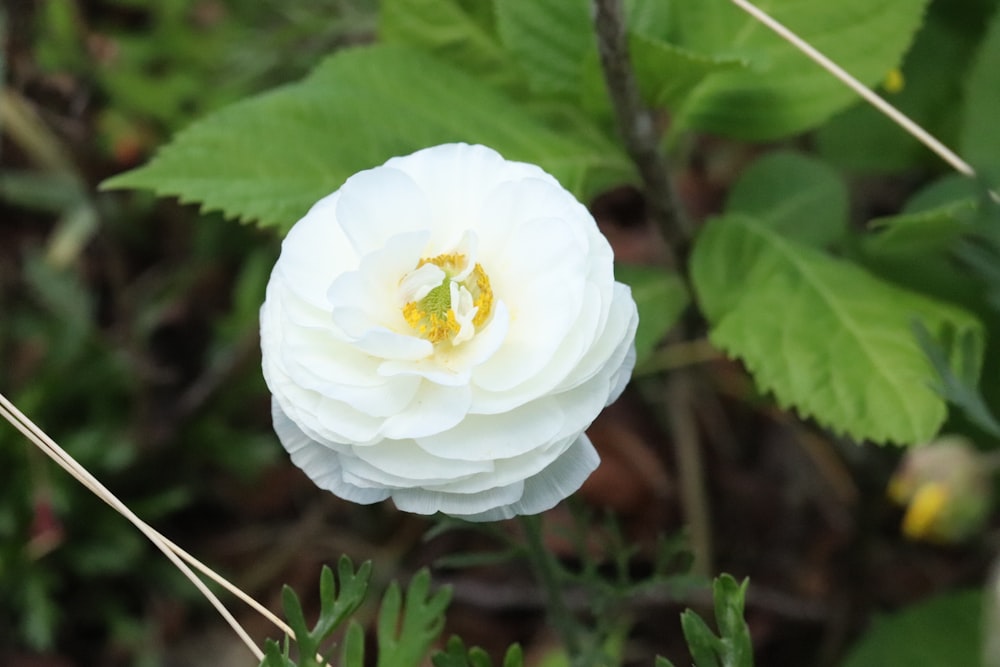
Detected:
left=1, top=1, right=996, bottom=666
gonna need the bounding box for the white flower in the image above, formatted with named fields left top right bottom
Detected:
left=260, top=143, right=638, bottom=521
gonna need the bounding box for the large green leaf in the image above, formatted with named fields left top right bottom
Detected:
left=628, top=33, right=749, bottom=110
left=816, top=0, right=992, bottom=172
left=494, top=0, right=592, bottom=96
left=691, top=213, right=984, bottom=445
left=657, top=0, right=930, bottom=140
left=726, top=151, right=848, bottom=247
left=841, top=590, right=983, bottom=667
left=103, top=45, right=633, bottom=230
left=379, top=0, right=520, bottom=92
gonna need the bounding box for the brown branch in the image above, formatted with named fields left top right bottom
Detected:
left=592, top=0, right=691, bottom=263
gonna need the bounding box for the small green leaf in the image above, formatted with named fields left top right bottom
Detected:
left=726, top=152, right=848, bottom=248
left=655, top=657, right=676, bottom=667
left=468, top=647, right=494, bottom=667
left=432, top=636, right=472, bottom=667
left=615, top=264, right=689, bottom=364
left=281, top=585, right=317, bottom=657
left=313, top=557, right=372, bottom=640
left=341, top=621, right=366, bottom=667
left=679, top=612, right=722, bottom=667
left=377, top=570, right=452, bottom=667
left=104, top=45, right=633, bottom=231
left=502, top=644, right=524, bottom=667
left=259, top=638, right=294, bottom=667
left=841, top=590, right=983, bottom=667
left=691, top=214, right=984, bottom=444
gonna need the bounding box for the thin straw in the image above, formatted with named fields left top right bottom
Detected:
left=728, top=0, right=977, bottom=177
left=0, top=393, right=268, bottom=661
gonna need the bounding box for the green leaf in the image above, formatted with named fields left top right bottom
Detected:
left=864, top=200, right=977, bottom=260
left=502, top=644, right=524, bottom=667
left=629, top=33, right=749, bottom=110
left=691, top=213, right=984, bottom=444
left=815, top=0, right=992, bottom=172
left=615, top=264, right=689, bottom=364
left=660, top=0, right=930, bottom=140
left=915, top=321, right=1000, bottom=439
left=726, top=152, right=848, bottom=247
left=494, top=0, right=592, bottom=95
left=712, top=576, right=752, bottom=667
left=841, top=590, right=983, bottom=667
left=679, top=612, right=722, bottom=667
left=377, top=570, right=452, bottom=667
left=961, top=4, right=1000, bottom=171
left=341, top=621, right=366, bottom=667
left=103, top=45, right=633, bottom=231
left=379, top=0, right=519, bottom=92
left=313, top=557, right=372, bottom=641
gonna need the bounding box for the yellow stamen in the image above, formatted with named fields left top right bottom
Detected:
left=901, top=482, right=948, bottom=540
left=401, top=253, right=494, bottom=345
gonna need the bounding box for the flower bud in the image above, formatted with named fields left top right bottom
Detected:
left=887, top=435, right=993, bottom=544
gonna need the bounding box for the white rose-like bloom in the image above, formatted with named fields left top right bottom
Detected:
left=261, top=143, right=638, bottom=522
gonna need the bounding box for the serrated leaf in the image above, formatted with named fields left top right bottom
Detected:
left=495, top=0, right=592, bottom=95
left=660, top=0, right=930, bottom=140
left=864, top=200, right=977, bottom=259
left=726, top=152, right=848, bottom=248
left=691, top=213, right=984, bottom=444
left=629, top=33, right=749, bottom=110
left=615, top=264, right=688, bottom=364
left=841, top=590, right=982, bottom=667
left=103, top=45, right=633, bottom=231
left=961, top=4, right=1000, bottom=170
left=379, top=0, right=519, bottom=92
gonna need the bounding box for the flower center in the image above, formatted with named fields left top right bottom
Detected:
left=399, top=252, right=493, bottom=345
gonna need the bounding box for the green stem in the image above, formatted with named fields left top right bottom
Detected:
left=518, top=514, right=584, bottom=661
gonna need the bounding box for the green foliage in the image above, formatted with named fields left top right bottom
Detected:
left=815, top=0, right=995, bottom=172
left=649, top=0, right=930, bottom=140
left=377, top=569, right=452, bottom=667
left=960, top=3, right=1000, bottom=173
left=615, top=264, right=689, bottom=364
left=841, top=590, right=983, bottom=667
left=102, top=44, right=633, bottom=230
left=692, top=212, right=984, bottom=444
left=259, top=556, right=372, bottom=667
left=494, top=0, right=592, bottom=96
left=659, top=575, right=753, bottom=667
left=433, top=636, right=524, bottom=667
left=724, top=152, right=848, bottom=248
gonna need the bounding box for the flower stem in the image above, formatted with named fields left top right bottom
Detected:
left=592, top=0, right=692, bottom=263
left=518, top=514, right=585, bottom=662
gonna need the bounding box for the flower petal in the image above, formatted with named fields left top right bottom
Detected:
left=272, top=400, right=389, bottom=504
